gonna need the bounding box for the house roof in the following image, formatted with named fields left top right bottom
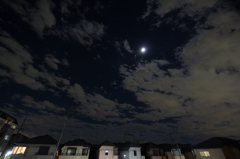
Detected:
left=141, top=142, right=158, bottom=151
left=16, top=135, right=57, bottom=145
left=194, top=137, right=240, bottom=149
left=101, top=140, right=115, bottom=146
left=118, top=142, right=141, bottom=150
left=0, top=110, right=18, bottom=125
left=65, top=139, right=90, bottom=147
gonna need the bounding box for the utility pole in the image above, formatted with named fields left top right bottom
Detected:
left=170, top=126, right=182, bottom=159
left=51, top=109, right=71, bottom=159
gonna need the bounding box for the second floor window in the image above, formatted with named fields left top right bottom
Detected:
left=152, top=150, right=159, bottom=156
left=134, top=150, right=137, bottom=156
left=173, top=150, right=180, bottom=156
left=105, top=149, right=108, bottom=155
left=12, top=146, right=27, bottom=155
left=67, top=148, right=76, bottom=155
left=200, top=151, right=210, bottom=157
left=82, top=148, right=88, bottom=155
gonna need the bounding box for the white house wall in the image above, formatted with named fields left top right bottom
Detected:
left=59, top=146, right=90, bottom=159
left=193, top=148, right=225, bottom=159
left=129, top=147, right=142, bottom=159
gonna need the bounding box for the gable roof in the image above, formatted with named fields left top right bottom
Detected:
left=65, top=139, right=89, bottom=147
left=0, top=110, right=18, bottom=125
left=16, top=135, right=57, bottom=145
left=118, top=142, right=141, bottom=150
left=101, top=140, right=115, bottom=146
left=141, top=142, right=159, bottom=151
left=194, top=137, right=240, bottom=149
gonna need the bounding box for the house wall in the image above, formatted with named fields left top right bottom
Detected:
left=59, top=146, right=90, bottom=159
left=99, top=146, right=118, bottom=159
left=231, top=147, right=240, bottom=159
left=182, top=152, right=195, bottom=159
left=10, top=154, right=53, bottom=159
left=119, top=150, right=128, bottom=159
left=10, top=144, right=56, bottom=159
left=129, top=147, right=142, bottom=159
left=222, top=145, right=240, bottom=159
left=193, top=148, right=225, bottom=159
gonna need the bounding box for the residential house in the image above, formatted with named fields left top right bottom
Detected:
left=193, top=137, right=240, bottom=159
left=179, top=144, right=195, bottom=159
left=59, top=139, right=90, bottom=159
left=141, top=142, right=164, bottom=159
left=0, top=110, right=18, bottom=157
left=158, top=144, right=185, bottom=159
left=89, top=140, right=118, bottom=159
left=10, top=134, right=59, bottom=159
left=117, top=142, right=145, bottom=159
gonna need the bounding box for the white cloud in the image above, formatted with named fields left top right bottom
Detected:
left=21, top=95, right=65, bottom=112
left=0, top=30, right=70, bottom=90
left=121, top=5, right=240, bottom=138
left=143, top=0, right=218, bottom=18
left=123, top=39, right=133, bottom=53
left=3, top=0, right=56, bottom=36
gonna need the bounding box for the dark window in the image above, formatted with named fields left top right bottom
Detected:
left=173, top=150, right=180, bottom=156
left=152, top=150, right=159, bottom=156
left=67, top=148, right=76, bottom=155
left=82, top=148, right=88, bottom=155
left=38, top=146, right=50, bottom=155
left=105, top=150, right=108, bottom=155
left=134, top=150, right=137, bottom=156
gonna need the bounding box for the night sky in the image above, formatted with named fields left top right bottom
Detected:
left=0, top=0, right=240, bottom=144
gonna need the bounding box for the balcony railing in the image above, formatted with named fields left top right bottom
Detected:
left=61, top=153, right=88, bottom=156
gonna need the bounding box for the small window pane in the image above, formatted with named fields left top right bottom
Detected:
left=134, top=151, right=137, bottom=156
left=173, top=150, right=180, bottom=156
left=82, top=149, right=88, bottom=155
left=152, top=150, right=158, bottom=156
left=12, top=146, right=27, bottom=154
left=67, top=148, right=76, bottom=155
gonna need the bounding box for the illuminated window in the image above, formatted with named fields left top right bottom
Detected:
left=82, top=149, right=88, bottom=155
left=4, top=135, right=9, bottom=140
left=67, top=148, right=76, bottom=155
left=12, top=146, right=27, bottom=154
left=200, top=151, right=210, bottom=157
left=105, top=150, right=108, bottom=155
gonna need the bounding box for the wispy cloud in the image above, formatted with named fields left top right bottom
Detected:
left=3, top=0, right=56, bottom=37
left=123, top=39, right=133, bottom=53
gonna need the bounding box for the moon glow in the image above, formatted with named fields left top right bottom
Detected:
left=141, top=47, right=146, bottom=53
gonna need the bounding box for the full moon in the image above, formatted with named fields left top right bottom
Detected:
left=141, top=47, right=146, bottom=53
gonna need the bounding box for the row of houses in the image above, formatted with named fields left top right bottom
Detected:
left=7, top=134, right=240, bottom=159
left=1, top=110, right=240, bottom=159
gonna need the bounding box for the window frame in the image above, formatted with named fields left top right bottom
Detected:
left=82, top=148, right=88, bottom=156
left=134, top=150, right=137, bottom=156
left=12, top=146, right=27, bottom=155
left=199, top=151, right=210, bottom=157
left=67, top=147, right=77, bottom=156
left=105, top=149, right=108, bottom=155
